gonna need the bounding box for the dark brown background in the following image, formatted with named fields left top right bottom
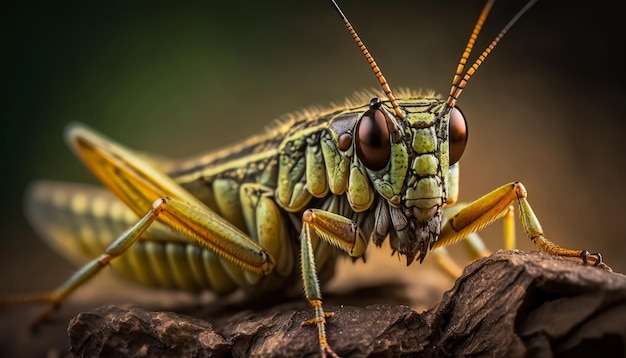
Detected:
left=1, top=0, right=624, bottom=356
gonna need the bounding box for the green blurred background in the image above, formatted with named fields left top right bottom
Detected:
left=1, top=0, right=624, bottom=355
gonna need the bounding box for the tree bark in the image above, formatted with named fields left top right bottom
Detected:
left=68, top=250, right=626, bottom=357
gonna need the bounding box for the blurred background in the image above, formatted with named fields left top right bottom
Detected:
left=1, top=0, right=624, bottom=355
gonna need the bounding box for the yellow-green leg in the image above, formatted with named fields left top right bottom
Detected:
left=433, top=182, right=610, bottom=271
left=299, top=208, right=369, bottom=358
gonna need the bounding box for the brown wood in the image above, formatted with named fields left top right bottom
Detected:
left=67, top=251, right=626, bottom=357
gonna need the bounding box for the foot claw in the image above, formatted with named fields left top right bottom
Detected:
left=580, top=250, right=590, bottom=264
left=580, top=251, right=612, bottom=271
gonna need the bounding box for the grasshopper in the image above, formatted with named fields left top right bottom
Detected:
left=1, top=0, right=612, bottom=357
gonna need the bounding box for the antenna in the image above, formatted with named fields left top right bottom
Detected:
left=331, top=0, right=405, bottom=120
left=446, top=0, right=539, bottom=108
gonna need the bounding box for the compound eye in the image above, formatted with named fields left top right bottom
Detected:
left=449, top=107, right=468, bottom=165
left=355, top=108, right=391, bottom=171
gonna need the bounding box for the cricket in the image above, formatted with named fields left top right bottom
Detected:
left=1, top=0, right=613, bottom=357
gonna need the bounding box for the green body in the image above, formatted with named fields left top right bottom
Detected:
left=26, top=91, right=458, bottom=298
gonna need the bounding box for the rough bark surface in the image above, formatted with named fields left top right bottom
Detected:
left=67, top=250, right=626, bottom=357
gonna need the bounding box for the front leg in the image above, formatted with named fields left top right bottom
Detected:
left=299, top=208, right=369, bottom=358
left=434, top=182, right=611, bottom=271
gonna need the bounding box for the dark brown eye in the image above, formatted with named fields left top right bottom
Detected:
left=449, top=107, right=468, bottom=165
left=356, top=108, right=391, bottom=171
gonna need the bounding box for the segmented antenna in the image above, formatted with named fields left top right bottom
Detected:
left=331, top=0, right=405, bottom=120
left=446, top=0, right=539, bottom=109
